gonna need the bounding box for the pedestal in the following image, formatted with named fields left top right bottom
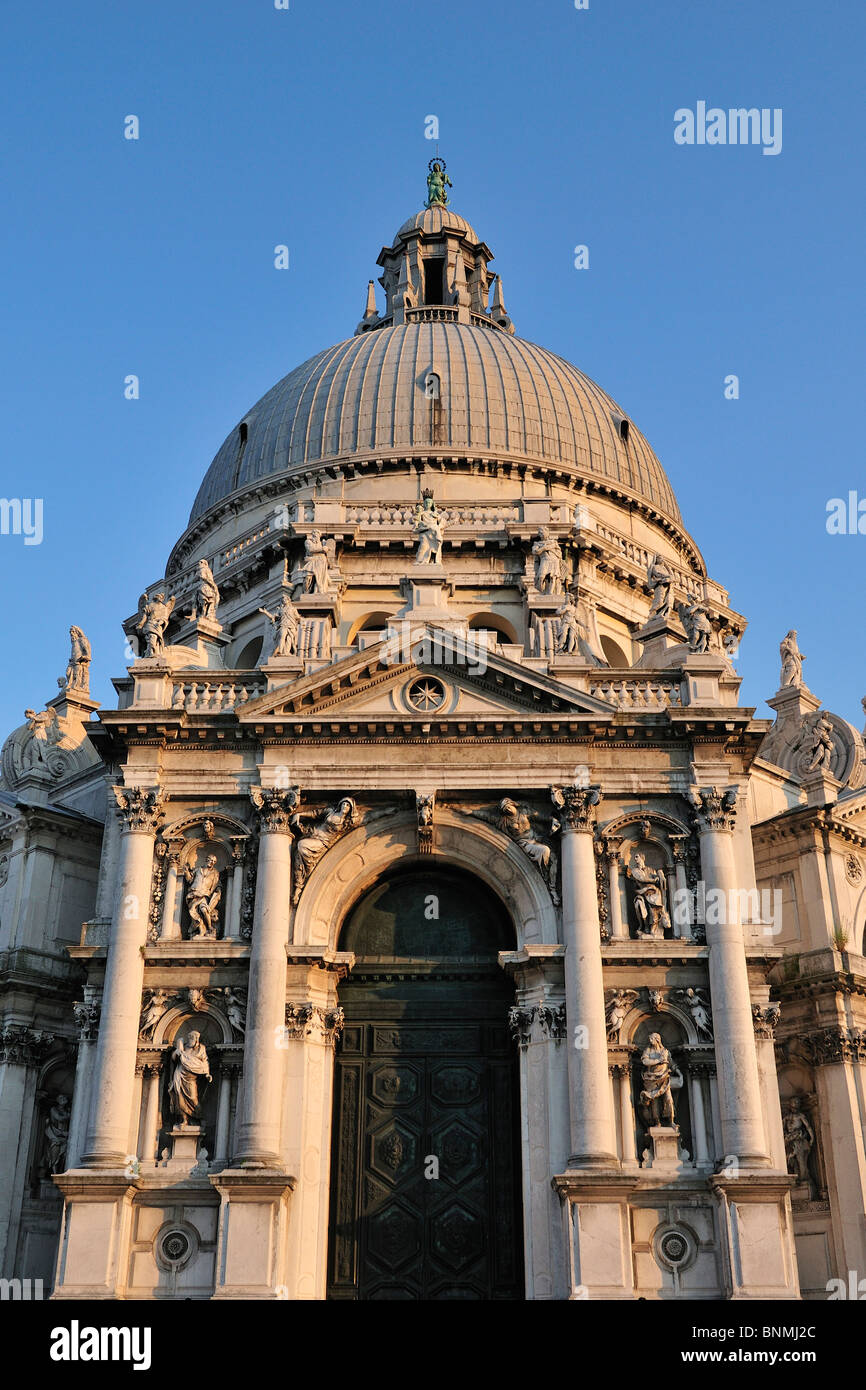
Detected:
left=641, top=1125, right=685, bottom=1173
left=209, top=1170, right=295, bottom=1299
left=392, top=567, right=463, bottom=630
left=634, top=615, right=685, bottom=666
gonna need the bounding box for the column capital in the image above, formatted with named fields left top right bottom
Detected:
left=601, top=833, right=623, bottom=862
left=689, top=785, right=738, bottom=833
left=551, top=783, right=601, bottom=833
left=112, top=785, right=165, bottom=834
left=250, top=785, right=300, bottom=834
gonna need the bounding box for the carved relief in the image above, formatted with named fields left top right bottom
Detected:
left=550, top=783, right=600, bottom=833
left=752, top=1002, right=781, bottom=1040
left=113, top=786, right=165, bottom=834
left=250, top=785, right=300, bottom=834
left=291, top=798, right=361, bottom=904
left=689, top=785, right=738, bottom=834
left=507, top=1001, right=566, bottom=1047
left=416, top=792, right=435, bottom=854
left=462, top=798, right=560, bottom=902
left=605, top=989, right=639, bottom=1041
left=673, top=987, right=712, bottom=1040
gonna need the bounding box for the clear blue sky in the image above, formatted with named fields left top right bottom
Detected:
left=1, top=0, right=863, bottom=736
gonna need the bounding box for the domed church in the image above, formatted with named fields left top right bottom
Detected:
left=2, top=164, right=865, bottom=1301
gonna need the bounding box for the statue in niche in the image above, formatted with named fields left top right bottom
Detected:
left=43, top=1094, right=71, bottom=1174
left=465, top=798, right=560, bottom=902
left=168, top=1031, right=211, bottom=1126
left=677, top=599, right=712, bottom=653
left=290, top=798, right=360, bottom=902
left=639, top=1033, right=681, bottom=1128
left=779, top=629, right=805, bottom=688
left=532, top=527, right=565, bottom=595
left=186, top=559, right=220, bottom=624
left=412, top=492, right=444, bottom=564
left=64, top=626, right=91, bottom=693
left=646, top=554, right=672, bottom=619
left=783, top=1097, right=815, bottom=1187
left=135, top=591, right=176, bottom=658
left=605, top=988, right=638, bottom=1040
left=22, top=707, right=62, bottom=769
left=290, top=531, right=333, bottom=597
left=259, top=592, right=300, bottom=657
left=627, top=851, right=671, bottom=938
left=184, top=853, right=222, bottom=938
left=139, top=987, right=172, bottom=1041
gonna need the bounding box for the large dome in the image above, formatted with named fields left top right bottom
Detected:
left=189, top=322, right=681, bottom=526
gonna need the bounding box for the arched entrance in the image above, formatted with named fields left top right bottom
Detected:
left=326, top=865, right=524, bottom=1300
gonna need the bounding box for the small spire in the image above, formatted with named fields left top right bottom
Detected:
left=425, top=158, right=452, bottom=209
left=489, top=275, right=515, bottom=334
left=354, top=279, right=380, bottom=335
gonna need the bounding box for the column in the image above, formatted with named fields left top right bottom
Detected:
left=234, top=786, right=296, bottom=1166
left=556, top=785, right=618, bottom=1168
left=82, top=787, right=164, bottom=1167
left=690, top=1067, right=709, bottom=1165
left=214, top=1071, right=232, bottom=1163
left=160, top=841, right=183, bottom=941
left=225, top=838, right=246, bottom=941
left=139, top=1063, right=162, bottom=1162
left=605, top=838, right=627, bottom=940
left=670, top=836, right=691, bottom=939
left=617, top=1064, right=637, bottom=1163
left=692, top=786, right=768, bottom=1165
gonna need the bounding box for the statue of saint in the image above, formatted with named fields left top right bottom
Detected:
left=532, top=527, right=564, bottom=594
left=291, top=798, right=359, bottom=901
left=187, top=560, right=220, bottom=624
left=290, top=531, right=333, bottom=597
left=184, top=853, right=222, bottom=937
left=23, top=707, right=62, bottom=769
left=135, top=592, right=176, bottom=658
left=783, top=1097, right=815, bottom=1185
left=168, top=1031, right=211, bottom=1126
left=470, top=798, right=560, bottom=901
left=677, top=599, right=712, bottom=653
left=43, top=1094, right=71, bottom=1174
left=647, top=555, right=672, bottom=619
left=425, top=160, right=452, bottom=208
left=779, top=630, right=804, bottom=687
left=259, top=593, right=300, bottom=657
left=553, top=593, right=584, bottom=653
left=64, top=626, right=91, bottom=693
left=805, top=711, right=835, bottom=773
left=412, top=493, right=444, bottom=564
left=627, top=852, right=671, bottom=938
left=639, top=1033, right=680, bottom=1128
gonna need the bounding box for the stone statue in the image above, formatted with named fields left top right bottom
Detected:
left=259, top=593, right=300, bottom=657
left=412, top=492, right=444, bottom=564
left=553, top=593, right=583, bottom=654
left=139, top=987, right=172, bottom=1041
left=290, top=798, right=360, bottom=902
left=64, top=626, right=91, bottom=693
left=804, top=711, right=835, bottom=773
left=135, top=592, right=176, bottom=658
left=186, top=560, right=220, bottom=624
left=627, top=852, right=671, bottom=938
left=783, top=1097, right=815, bottom=1186
left=675, top=987, right=712, bottom=1040
left=22, top=707, right=62, bottom=769
left=532, top=527, right=564, bottom=595
left=168, top=1031, right=211, bottom=1126
left=605, top=988, right=638, bottom=1040
left=184, top=853, right=222, bottom=937
left=425, top=159, right=452, bottom=208
left=639, top=1033, right=680, bottom=1128
left=780, top=630, right=804, bottom=688
left=677, top=599, right=712, bottom=653
left=467, top=798, right=560, bottom=902
left=224, top=987, right=247, bottom=1037
left=43, top=1094, right=70, bottom=1174
left=647, top=555, right=672, bottom=619
left=290, top=531, right=333, bottom=597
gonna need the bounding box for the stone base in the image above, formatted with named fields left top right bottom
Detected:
left=209, top=1169, right=296, bottom=1299
left=262, top=654, right=304, bottom=690
left=802, top=769, right=842, bottom=807
left=392, top=570, right=463, bottom=630
left=641, top=1125, right=685, bottom=1173
left=634, top=615, right=684, bottom=666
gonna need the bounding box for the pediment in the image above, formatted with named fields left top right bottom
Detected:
left=236, top=627, right=617, bottom=723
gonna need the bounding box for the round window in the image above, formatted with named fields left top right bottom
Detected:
left=405, top=677, right=446, bottom=712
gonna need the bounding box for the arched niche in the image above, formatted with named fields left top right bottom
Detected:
left=629, top=1014, right=693, bottom=1162
left=30, top=1054, right=75, bottom=1190
left=155, top=1010, right=225, bottom=1162
left=466, top=611, right=519, bottom=646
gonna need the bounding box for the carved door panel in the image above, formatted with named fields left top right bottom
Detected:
left=328, top=1012, right=523, bottom=1300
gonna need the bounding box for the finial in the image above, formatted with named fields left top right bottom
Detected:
left=425, top=158, right=452, bottom=209
left=354, top=279, right=380, bottom=336
left=489, top=275, right=515, bottom=335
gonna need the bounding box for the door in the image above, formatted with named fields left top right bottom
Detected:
left=326, top=867, right=524, bottom=1300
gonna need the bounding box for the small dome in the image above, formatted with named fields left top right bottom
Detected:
left=393, top=205, right=481, bottom=243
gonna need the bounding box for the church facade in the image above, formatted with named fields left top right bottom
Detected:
left=2, top=169, right=864, bottom=1300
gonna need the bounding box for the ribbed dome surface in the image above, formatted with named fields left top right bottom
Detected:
left=394, top=205, right=481, bottom=242
left=190, top=322, right=681, bottom=525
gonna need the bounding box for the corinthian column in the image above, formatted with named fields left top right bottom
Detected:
left=554, top=784, right=618, bottom=1169
left=691, top=786, right=768, bottom=1166
left=234, top=786, right=298, bottom=1167
left=82, top=787, right=164, bottom=1167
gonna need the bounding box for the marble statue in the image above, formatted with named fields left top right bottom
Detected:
left=291, top=798, right=360, bottom=902
left=168, top=1031, right=211, bottom=1126
left=532, top=527, right=564, bottom=595
left=135, top=592, right=176, bottom=658
left=290, top=531, right=333, bottom=597
left=22, top=707, right=62, bottom=768
left=64, top=626, right=91, bottom=693
left=186, top=560, right=220, bottom=624
left=677, top=599, right=712, bottom=653
left=783, top=1097, right=815, bottom=1186
left=259, top=593, right=300, bottom=657
left=780, top=630, right=804, bottom=688
left=44, top=1094, right=70, bottom=1174
left=425, top=159, right=452, bottom=208
left=224, top=987, right=247, bottom=1036
left=554, top=593, right=584, bottom=654
left=676, top=987, right=712, bottom=1039
left=805, top=711, right=835, bottom=773
left=647, top=555, right=672, bottom=619
left=412, top=492, right=444, bottom=564
left=184, top=853, right=222, bottom=937
left=468, top=798, right=560, bottom=901
left=139, top=988, right=172, bottom=1041
left=606, top=989, right=638, bottom=1040
left=639, top=1033, right=680, bottom=1128
left=627, top=852, right=671, bottom=938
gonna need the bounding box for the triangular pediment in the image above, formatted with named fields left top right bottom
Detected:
left=236, top=626, right=618, bottom=723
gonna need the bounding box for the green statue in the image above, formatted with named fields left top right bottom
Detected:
left=425, top=160, right=452, bottom=208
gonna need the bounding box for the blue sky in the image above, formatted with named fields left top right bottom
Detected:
left=1, top=0, right=863, bottom=736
